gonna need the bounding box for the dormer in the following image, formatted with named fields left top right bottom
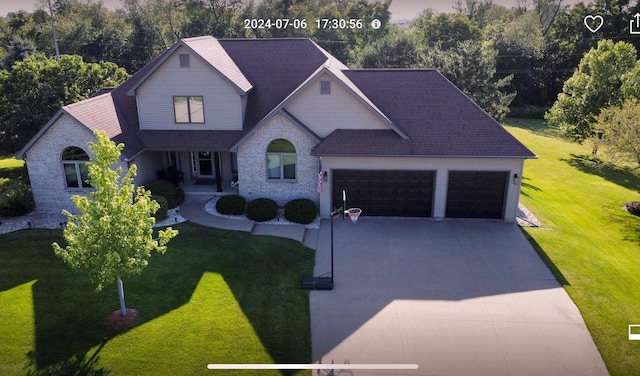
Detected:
left=127, top=36, right=253, bottom=131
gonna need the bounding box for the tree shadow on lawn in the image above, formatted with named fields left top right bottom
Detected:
left=561, top=154, right=640, bottom=194
left=0, top=223, right=315, bottom=374
left=607, top=210, right=640, bottom=246
left=520, top=176, right=542, bottom=198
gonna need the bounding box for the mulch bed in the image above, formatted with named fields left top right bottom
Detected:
left=107, top=309, right=139, bottom=330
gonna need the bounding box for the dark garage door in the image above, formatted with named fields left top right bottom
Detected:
left=446, top=171, right=508, bottom=219
left=332, top=169, right=434, bottom=217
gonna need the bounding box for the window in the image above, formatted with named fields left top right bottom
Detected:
left=179, top=53, right=190, bottom=68
left=267, top=139, right=296, bottom=180
left=62, top=146, right=91, bottom=189
left=174, top=96, right=204, bottom=123
left=320, top=80, right=331, bottom=94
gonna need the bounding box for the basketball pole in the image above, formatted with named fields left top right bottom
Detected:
left=301, top=206, right=343, bottom=290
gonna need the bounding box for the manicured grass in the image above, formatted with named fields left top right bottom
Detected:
left=0, top=223, right=315, bottom=375
left=505, top=118, right=640, bottom=376
left=0, top=157, right=27, bottom=182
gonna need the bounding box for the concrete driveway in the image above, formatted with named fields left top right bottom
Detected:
left=310, top=218, right=608, bottom=376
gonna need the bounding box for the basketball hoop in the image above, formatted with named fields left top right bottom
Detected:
left=345, top=208, right=362, bottom=224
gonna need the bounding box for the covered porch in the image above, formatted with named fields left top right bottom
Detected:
left=138, top=150, right=239, bottom=195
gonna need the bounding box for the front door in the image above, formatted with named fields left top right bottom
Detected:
left=197, top=152, right=214, bottom=177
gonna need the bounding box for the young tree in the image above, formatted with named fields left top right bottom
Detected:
left=52, top=131, right=178, bottom=317
left=594, top=100, right=640, bottom=166
left=545, top=39, right=638, bottom=143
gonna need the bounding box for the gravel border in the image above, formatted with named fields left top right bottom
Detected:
left=516, top=203, right=542, bottom=227
left=0, top=208, right=186, bottom=235
left=204, top=196, right=320, bottom=229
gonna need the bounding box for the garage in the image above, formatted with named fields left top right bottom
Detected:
left=446, top=171, right=508, bottom=219
left=332, top=169, right=435, bottom=217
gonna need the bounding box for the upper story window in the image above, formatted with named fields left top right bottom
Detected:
left=267, top=139, right=296, bottom=180
left=174, top=96, right=204, bottom=123
left=320, top=80, right=331, bottom=94
left=179, top=53, right=190, bottom=68
left=62, top=146, right=91, bottom=189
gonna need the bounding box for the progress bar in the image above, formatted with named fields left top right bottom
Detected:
left=207, top=364, right=418, bottom=370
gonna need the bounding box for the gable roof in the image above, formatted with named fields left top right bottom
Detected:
left=314, top=70, right=536, bottom=158
left=126, top=36, right=253, bottom=96
left=18, top=37, right=535, bottom=161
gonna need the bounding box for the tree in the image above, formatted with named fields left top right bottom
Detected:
left=0, top=54, right=129, bottom=153
left=594, top=100, right=640, bottom=166
left=411, top=11, right=481, bottom=50
left=424, top=39, right=515, bottom=121
left=2, top=37, right=36, bottom=70
left=52, top=131, right=178, bottom=317
left=355, top=30, right=423, bottom=68
left=545, top=39, right=638, bottom=143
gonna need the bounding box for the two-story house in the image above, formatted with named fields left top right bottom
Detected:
left=17, top=36, right=535, bottom=221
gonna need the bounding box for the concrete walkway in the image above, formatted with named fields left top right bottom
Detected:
left=311, top=218, right=608, bottom=376
left=178, top=194, right=319, bottom=249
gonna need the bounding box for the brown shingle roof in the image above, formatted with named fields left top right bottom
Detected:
left=313, top=70, right=535, bottom=158
left=20, top=38, right=535, bottom=161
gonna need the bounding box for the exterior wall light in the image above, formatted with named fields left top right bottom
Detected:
left=513, top=173, right=520, bottom=185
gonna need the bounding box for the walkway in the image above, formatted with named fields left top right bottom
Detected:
left=178, top=194, right=319, bottom=249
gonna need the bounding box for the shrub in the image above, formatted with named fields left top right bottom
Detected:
left=247, top=198, right=278, bottom=222
left=284, top=198, right=318, bottom=224
left=151, top=195, right=169, bottom=221
left=146, top=179, right=184, bottom=209
left=216, top=194, right=246, bottom=215
left=624, top=201, right=640, bottom=216
left=0, top=179, right=35, bottom=217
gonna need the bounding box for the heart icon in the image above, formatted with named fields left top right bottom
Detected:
left=584, top=15, right=604, bottom=33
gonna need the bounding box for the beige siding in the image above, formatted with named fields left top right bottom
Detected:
left=132, top=151, right=164, bottom=186
left=318, top=156, right=525, bottom=222
left=286, top=74, right=391, bottom=137
left=136, top=46, right=242, bottom=131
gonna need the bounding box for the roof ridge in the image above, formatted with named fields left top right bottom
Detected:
left=64, top=91, right=112, bottom=110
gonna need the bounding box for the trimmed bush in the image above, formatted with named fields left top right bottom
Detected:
left=284, top=198, right=318, bottom=224
left=216, top=194, right=246, bottom=215
left=0, top=179, right=35, bottom=217
left=151, top=195, right=169, bottom=221
left=247, top=198, right=278, bottom=222
left=146, top=179, right=184, bottom=209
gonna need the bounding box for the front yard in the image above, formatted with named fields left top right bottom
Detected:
left=505, top=118, right=640, bottom=376
left=0, top=223, right=314, bottom=375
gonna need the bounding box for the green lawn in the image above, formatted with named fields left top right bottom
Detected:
left=0, top=223, right=315, bottom=375
left=505, top=118, right=640, bottom=376
left=0, top=157, right=27, bottom=181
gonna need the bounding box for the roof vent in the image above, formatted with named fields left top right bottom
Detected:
left=179, top=53, right=190, bottom=68
left=320, top=80, right=331, bottom=95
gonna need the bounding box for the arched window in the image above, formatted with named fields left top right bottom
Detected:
left=62, top=146, right=91, bottom=188
left=267, top=139, right=296, bottom=180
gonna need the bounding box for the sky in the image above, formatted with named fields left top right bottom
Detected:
left=0, top=0, right=583, bottom=21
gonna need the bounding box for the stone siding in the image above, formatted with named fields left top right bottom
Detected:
left=237, top=112, right=319, bottom=206
left=22, top=114, right=127, bottom=213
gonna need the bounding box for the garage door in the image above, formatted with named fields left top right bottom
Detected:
left=446, top=171, right=508, bottom=219
left=332, top=170, right=434, bottom=217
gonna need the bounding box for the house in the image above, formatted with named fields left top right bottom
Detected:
left=16, top=36, right=535, bottom=221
